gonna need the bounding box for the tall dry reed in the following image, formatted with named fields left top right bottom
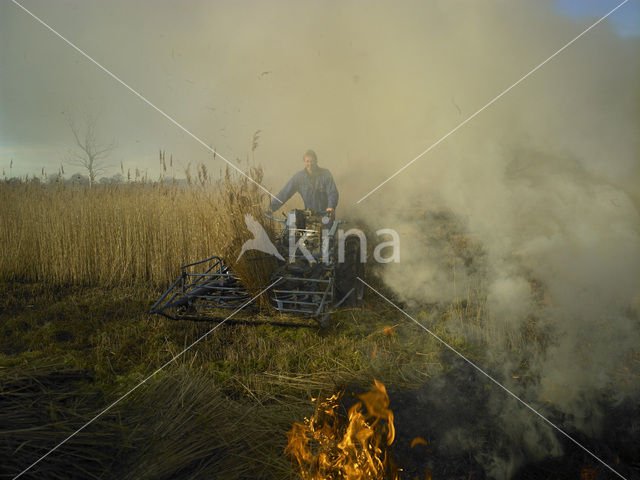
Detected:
left=0, top=166, right=274, bottom=289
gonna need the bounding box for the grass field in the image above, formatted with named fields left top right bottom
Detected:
left=1, top=175, right=637, bottom=479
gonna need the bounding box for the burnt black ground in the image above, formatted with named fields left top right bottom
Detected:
left=386, top=361, right=640, bottom=480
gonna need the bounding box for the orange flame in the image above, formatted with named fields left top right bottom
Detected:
left=581, top=465, right=596, bottom=480
left=410, top=437, right=428, bottom=448
left=285, top=380, right=399, bottom=479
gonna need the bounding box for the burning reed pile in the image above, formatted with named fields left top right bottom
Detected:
left=286, top=380, right=398, bottom=480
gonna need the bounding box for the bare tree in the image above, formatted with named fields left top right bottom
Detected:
left=66, top=115, right=115, bottom=187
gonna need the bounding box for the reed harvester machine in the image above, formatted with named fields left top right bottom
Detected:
left=150, top=209, right=364, bottom=327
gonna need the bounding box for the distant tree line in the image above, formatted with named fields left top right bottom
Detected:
left=1, top=172, right=189, bottom=187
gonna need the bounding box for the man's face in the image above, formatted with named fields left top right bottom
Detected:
left=304, top=155, right=318, bottom=174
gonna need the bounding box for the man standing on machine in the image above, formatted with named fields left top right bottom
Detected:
left=269, top=149, right=338, bottom=219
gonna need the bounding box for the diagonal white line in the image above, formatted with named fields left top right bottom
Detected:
left=10, top=0, right=282, bottom=204
left=355, top=0, right=630, bottom=204
left=12, top=277, right=282, bottom=480
left=357, top=277, right=628, bottom=480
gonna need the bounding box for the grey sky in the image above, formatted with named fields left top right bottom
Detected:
left=1, top=0, right=638, bottom=206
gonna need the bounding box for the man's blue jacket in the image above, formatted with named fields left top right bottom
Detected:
left=269, top=167, right=339, bottom=212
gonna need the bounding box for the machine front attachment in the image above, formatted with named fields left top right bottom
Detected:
left=150, top=256, right=252, bottom=321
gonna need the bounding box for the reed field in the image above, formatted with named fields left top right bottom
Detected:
left=0, top=165, right=272, bottom=289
